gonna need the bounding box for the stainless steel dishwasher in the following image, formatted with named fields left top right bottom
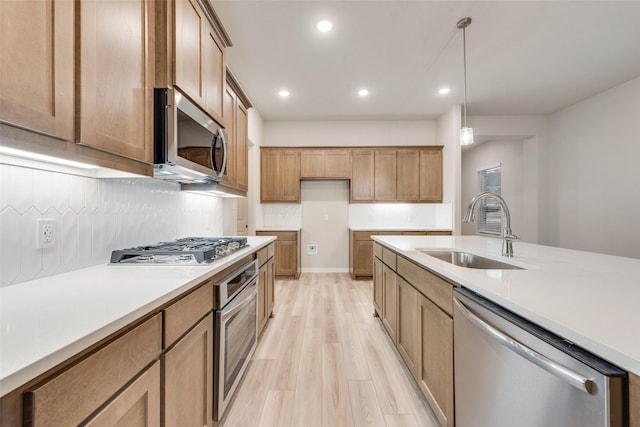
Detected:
left=453, top=288, right=627, bottom=427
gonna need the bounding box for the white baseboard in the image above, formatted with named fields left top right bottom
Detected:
left=300, top=268, right=351, bottom=273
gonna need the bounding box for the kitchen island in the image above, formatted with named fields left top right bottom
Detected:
left=373, top=234, right=640, bottom=426
left=0, top=236, right=276, bottom=425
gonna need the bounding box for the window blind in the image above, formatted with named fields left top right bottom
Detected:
left=478, top=166, right=502, bottom=235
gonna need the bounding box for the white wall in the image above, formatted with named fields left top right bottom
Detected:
left=461, top=139, right=526, bottom=239
left=436, top=105, right=462, bottom=234
left=264, top=120, right=436, bottom=147
left=547, top=75, right=640, bottom=258
left=467, top=115, right=550, bottom=243
left=0, top=164, right=224, bottom=287
left=301, top=181, right=350, bottom=272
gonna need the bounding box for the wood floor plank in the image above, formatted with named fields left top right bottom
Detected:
left=219, top=273, right=438, bottom=427
left=257, top=390, right=294, bottom=427
left=323, top=343, right=354, bottom=426
left=348, top=380, right=386, bottom=427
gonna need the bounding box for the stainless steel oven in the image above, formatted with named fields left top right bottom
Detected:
left=213, top=259, right=258, bottom=421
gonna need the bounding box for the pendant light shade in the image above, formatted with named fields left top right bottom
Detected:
left=458, top=17, right=473, bottom=146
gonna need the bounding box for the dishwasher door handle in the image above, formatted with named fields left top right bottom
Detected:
left=454, top=298, right=595, bottom=394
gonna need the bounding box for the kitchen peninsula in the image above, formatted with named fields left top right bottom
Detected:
left=372, top=234, right=640, bottom=425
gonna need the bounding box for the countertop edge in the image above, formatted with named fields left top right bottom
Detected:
left=0, top=236, right=276, bottom=397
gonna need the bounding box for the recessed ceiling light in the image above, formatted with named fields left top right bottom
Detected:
left=357, top=88, right=369, bottom=97
left=438, top=87, right=451, bottom=95
left=317, top=20, right=333, bottom=32
left=278, top=89, right=290, bottom=98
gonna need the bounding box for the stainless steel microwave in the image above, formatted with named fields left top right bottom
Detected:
left=153, top=87, right=228, bottom=184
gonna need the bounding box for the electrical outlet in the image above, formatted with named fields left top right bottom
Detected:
left=36, top=219, right=56, bottom=248
left=307, top=244, right=318, bottom=255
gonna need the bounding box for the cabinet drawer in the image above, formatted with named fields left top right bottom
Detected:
left=397, top=257, right=454, bottom=316
left=24, top=314, right=161, bottom=427
left=257, top=246, right=268, bottom=266
left=382, top=248, right=397, bottom=270
left=164, top=282, right=213, bottom=347
left=353, top=231, right=373, bottom=241
left=373, top=242, right=383, bottom=259
left=257, top=243, right=276, bottom=266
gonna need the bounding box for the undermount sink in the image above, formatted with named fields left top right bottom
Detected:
left=417, top=249, right=525, bottom=270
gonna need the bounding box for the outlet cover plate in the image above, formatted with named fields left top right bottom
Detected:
left=36, top=219, right=56, bottom=248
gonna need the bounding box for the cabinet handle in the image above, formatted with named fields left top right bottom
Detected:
left=453, top=298, right=595, bottom=394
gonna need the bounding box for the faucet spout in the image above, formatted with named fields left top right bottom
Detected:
left=463, top=192, right=518, bottom=257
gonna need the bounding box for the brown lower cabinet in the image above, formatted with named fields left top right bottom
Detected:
left=163, top=313, right=214, bottom=427
left=258, top=242, right=276, bottom=333
left=350, top=230, right=451, bottom=279
left=1, top=249, right=275, bottom=427
left=256, top=231, right=300, bottom=279
left=374, top=243, right=454, bottom=427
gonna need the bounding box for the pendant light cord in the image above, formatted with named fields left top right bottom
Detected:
left=462, top=24, right=468, bottom=128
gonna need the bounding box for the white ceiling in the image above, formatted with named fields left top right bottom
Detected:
left=211, top=0, right=640, bottom=121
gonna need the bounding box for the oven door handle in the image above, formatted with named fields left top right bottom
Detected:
left=221, top=280, right=257, bottom=319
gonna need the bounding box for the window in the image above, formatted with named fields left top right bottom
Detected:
left=478, top=166, right=502, bottom=235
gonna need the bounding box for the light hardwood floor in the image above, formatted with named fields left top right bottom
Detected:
left=219, top=273, right=440, bottom=427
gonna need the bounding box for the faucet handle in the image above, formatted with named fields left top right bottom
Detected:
left=504, top=233, right=519, bottom=241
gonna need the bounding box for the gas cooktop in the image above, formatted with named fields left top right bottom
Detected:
left=110, top=237, right=248, bottom=265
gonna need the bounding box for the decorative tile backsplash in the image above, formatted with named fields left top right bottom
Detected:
left=0, top=164, right=224, bottom=287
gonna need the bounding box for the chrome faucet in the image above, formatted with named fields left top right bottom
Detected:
left=463, top=192, right=519, bottom=257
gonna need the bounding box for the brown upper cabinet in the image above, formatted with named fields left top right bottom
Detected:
left=350, top=147, right=443, bottom=203
left=262, top=146, right=443, bottom=203
left=351, top=150, right=375, bottom=201
left=0, top=0, right=74, bottom=141
left=300, top=148, right=351, bottom=179
left=78, top=0, right=156, bottom=164
left=172, top=0, right=229, bottom=125
left=221, top=70, right=251, bottom=194
left=261, top=149, right=301, bottom=203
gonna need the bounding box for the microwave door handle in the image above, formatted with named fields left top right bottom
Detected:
left=453, top=298, right=595, bottom=394
left=210, top=135, right=218, bottom=173
left=219, top=130, right=228, bottom=177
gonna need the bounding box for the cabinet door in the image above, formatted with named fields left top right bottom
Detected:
left=164, top=312, right=213, bottom=427
left=373, top=257, right=383, bottom=316
left=419, top=149, right=443, bottom=202
left=0, top=0, right=74, bottom=140
left=203, top=22, right=224, bottom=122
left=266, top=257, right=275, bottom=316
left=83, top=362, right=160, bottom=427
left=324, top=150, right=351, bottom=178
left=79, top=0, right=154, bottom=163
left=24, top=315, right=161, bottom=426
left=381, top=264, right=398, bottom=343
left=397, top=278, right=419, bottom=378
left=300, top=150, right=325, bottom=178
left=278, top=151, right=301, bottom=202
left=275, top=240, right=297, bottom=277
left=223, top=86, right=237, bottom=188
left=258, top=263, right=268, bottom=332
left=174, top=0, right=206, bottom=106
left=374, top=151, right=397, bottom=201
left=235, top=102, right=249, bottom=191
left=397, top=150, right=420, bottom=201
left=351, top=151, right=374, bottom=201
left=418, top=294, right=454, bottom=427
left=260, top=150, right=280, bottom=202
left=353, top=239, right=374, bottom=278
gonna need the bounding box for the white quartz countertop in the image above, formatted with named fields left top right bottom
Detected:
left=0, top=236, right=275, bottom=397
left=349, top=227, right=452, bottom=232
left=372, top=235, right=640, bottom=376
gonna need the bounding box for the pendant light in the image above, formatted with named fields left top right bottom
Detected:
left=458, top=17, right=473, bottom=146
